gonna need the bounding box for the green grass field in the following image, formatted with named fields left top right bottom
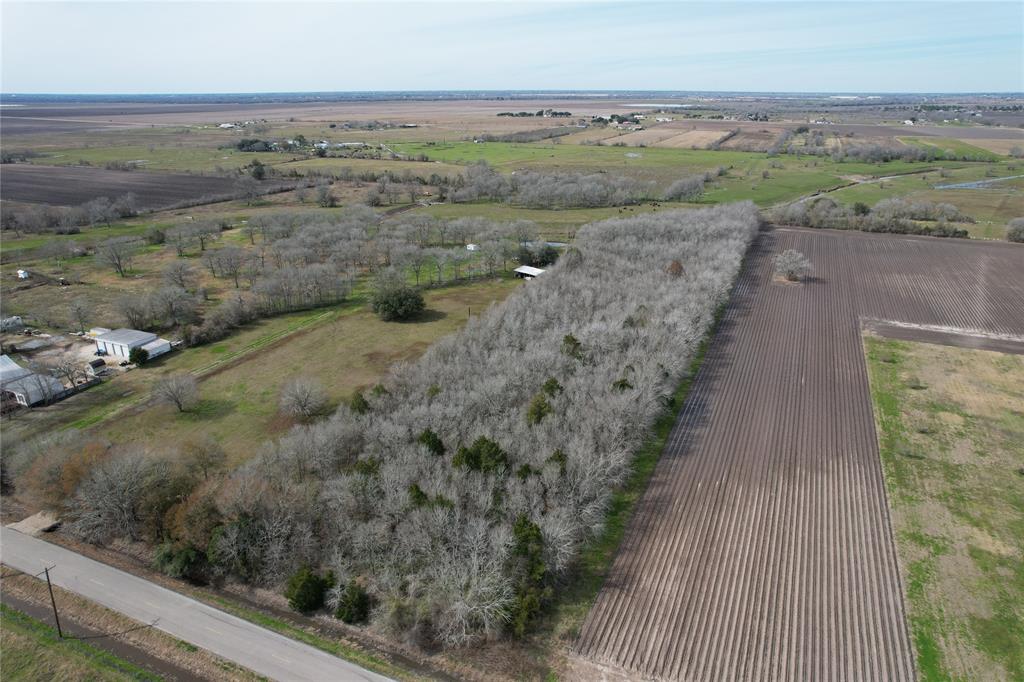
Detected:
left=27, top=145, right=281, bottom=173
left=828, top=165, right=1024, bottom=239
left=0, top=603, right=162, bottom=682
left=898, top=136, right=1003, bottom=161
left=866, top=336, right=1024, bottom=682
left=273, top=156, right=467, bottom=180
left=89, top=278, right=521, bottom=463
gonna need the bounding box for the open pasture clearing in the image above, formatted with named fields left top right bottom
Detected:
left=899, top=136, right=1002, bottom=161
left=573, top=228, right=1024, bottom=681
left=274, top=156, right=466, bottom=180
left=37, top=279, right=519, bottom=463
left=827, top=164, right=1024, bottom=239
left=0, top=164, right=246, bottom=209
left=24, top=143, right=280, bottom=173
left=391, top=140, right=978, bottom=204
left=866, top=337, right=1024, bottom=681
left=962, top=136, right=1024, bottom=156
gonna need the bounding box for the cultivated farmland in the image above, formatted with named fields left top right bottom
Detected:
left=0, top=164, right=248, bottom=209
left=573, top=228, right=1024, bottom=681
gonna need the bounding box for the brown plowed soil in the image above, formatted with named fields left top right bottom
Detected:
left=573, top=228, right=1024, bottom=681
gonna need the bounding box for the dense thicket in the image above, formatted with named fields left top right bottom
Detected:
left=772, top=197, right=972, bottom=238
left=191, top=203, right=759, bottom=645
left=451, top=162, right=653, bottom=208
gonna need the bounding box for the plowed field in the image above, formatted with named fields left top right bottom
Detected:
left=574, top=229, right=1024, bottom=681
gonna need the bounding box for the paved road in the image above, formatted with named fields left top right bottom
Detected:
left=0, top=527, right=392, bottom=682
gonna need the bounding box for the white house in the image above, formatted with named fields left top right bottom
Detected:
left=1, top=354, right=63, bottom=406
left=94, top=328, right=171, bottom=360
left=514, top=265, right=546, bottom=280
left=466, top=243, right=480, bottom=251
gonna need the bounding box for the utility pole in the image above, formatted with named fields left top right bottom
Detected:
left=43, top=566, right=62, bottom=638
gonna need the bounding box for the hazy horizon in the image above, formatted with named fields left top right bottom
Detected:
left=2, top=1, right=1021, bottom=95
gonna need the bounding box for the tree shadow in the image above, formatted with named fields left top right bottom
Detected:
left=414, top=309, right=448, bottom=323
left=184, top=398, right=235, bottom=421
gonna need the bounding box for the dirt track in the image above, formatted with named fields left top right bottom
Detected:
left=573, top=229, right=1024, bottom=681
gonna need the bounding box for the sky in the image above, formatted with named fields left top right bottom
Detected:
left=1, top=1, right=1021, bottom=94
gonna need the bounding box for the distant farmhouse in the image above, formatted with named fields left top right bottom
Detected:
left=93, top=328, right=171, bottom=360
left=0, top=354, right=62, bottom=407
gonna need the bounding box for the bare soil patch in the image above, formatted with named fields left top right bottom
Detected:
left=573, top=228, right=1024, bottom=681
left=0, top=164, right=245, bottom=209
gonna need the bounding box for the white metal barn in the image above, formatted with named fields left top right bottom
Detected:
left=94, top=329, right=171, bottom=359
left=0, top=354, right=63, bottom=406
left=513, top=265, right=546, bottom=280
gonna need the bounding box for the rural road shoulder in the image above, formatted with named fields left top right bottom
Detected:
left=0, top=526, right=392, bottom=682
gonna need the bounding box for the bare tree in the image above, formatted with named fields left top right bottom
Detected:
left=47, top=353, right=85, bottom=388
left=193, top=222, right=220, bottom=252
left=163, top=261, right=198, bottom=290
left=153, top=374, right=199, bottom=412
left=279, top=377, right=328, bottom=420
left=181, top=435, right=227, bottom=480
left=774, top=249, right=812, bottom=282
left=166, top=225, right=196, bottom=256
left=95, top=237, right=139, bottom=277
left=116, top=295, right=150, bottom=329
left=216, top=247, right=246, bottom=288
left=68, top=298, right=91, bottom=333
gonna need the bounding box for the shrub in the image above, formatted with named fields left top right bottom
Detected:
left=334, top=579, right=371, bottom=624
left=349, top=391, right=369, bottom=415
left=452, top=436, right=508, bottom=472
left=526, top=393, right=552, bottom=425
left=128, top=347, right=149, bottom=365
left=508, top=515, right=551, bottom=637
left=774, top=249, right=812, bottom=282
left=417, top=428, right=445, bottom=457
left=561, top=334, right=584, bottom=360
left=1008, top=218, right=1024, bottom=243
left=284, top=566, right=334, bottom=614
left=541, top=377, right=562, bottom=396
left=371, top=271, right=425, bottom=321
left=154, top=543, right=207, bottom=582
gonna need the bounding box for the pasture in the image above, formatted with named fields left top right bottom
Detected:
left=866, top=338, right=1024, bottom=681
left=92, top=277, right=520, bottom=464
left=827, top=165, right=1024, bottom=239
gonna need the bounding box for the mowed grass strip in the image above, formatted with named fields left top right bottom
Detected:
left=0, top=603, right=162, bottom=682
left=866, top=336, right=1024, bottom=681
left=95, top=278, right=521, bottom=464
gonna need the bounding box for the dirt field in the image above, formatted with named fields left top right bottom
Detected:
left=865, top=337, right=1024, bottom=681
left=572, top=229, right=1024, bottom=681
left=655, top=129, right=725, bottom=149
left=0, top=164, right=245, bottom=208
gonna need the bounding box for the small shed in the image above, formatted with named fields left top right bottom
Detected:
left=94, top=328, right=171, bottom=359
left=514, top=265, right=546, bottom=280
